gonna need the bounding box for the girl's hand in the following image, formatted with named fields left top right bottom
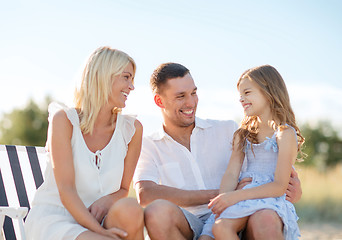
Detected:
left=88, top=195, right=113, bottom=223
left=102, top=227, right=128, bottom=239
left=208, top=192, right=238, bottom=218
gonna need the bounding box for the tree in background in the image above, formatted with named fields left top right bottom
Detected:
left=0, top=97, right=51, bottom=147
left=1, top=98, right=342, bottom=169
left=299, top=121, right=342, bottom=171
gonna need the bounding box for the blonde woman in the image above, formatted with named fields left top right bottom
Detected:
left=25, top=46, right=144, bottom=240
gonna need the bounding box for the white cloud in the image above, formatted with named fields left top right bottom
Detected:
left=196, top=83, right=342, bottom=129
left=123, top=85, right=163, bottom=135
left=196, top=87, right=241, bottom=122
left=0, top=56, right=74, bottom=112
left=1, top=59, right=340, bottom=136
left=288, top=83, right=342, bottom=127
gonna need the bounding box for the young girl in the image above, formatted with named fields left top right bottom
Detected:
left=202, top=65, right=304, bottom=240
left=25, top=47, right=144, bottom=240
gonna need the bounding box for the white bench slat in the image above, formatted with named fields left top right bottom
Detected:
left=0, top=145, right=47, bottom=240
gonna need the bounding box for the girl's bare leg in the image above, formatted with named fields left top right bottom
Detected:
left=198, top=235, right=214, bottom=240
left=244, top=209, right=283, bottom=240
left=213, top=217, right=248, bottom=240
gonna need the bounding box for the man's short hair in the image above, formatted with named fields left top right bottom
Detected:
left=150, top=62, right=190, bottom=94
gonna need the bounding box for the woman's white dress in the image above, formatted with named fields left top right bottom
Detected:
left=24, top=103, right=136, bottom=240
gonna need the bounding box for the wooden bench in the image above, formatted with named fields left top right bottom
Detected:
left=0, top=145, right=47, bottom=240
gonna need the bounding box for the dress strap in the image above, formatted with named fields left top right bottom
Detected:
left=119, top=114, right=137, bottom=146
left=265, top=135, right=278, bottom=152
left=48, top=102, right=79, bottom=126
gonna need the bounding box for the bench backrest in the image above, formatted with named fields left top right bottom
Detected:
left=0, top=145, right=47, bottom=240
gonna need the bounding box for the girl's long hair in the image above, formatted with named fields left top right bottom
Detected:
left=234, top=65, right=305, bottom=160
left=74, top=46, right=136, bottom=135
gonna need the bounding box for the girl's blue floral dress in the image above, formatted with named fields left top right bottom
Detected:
left=201, top=127, right=300, bottom=240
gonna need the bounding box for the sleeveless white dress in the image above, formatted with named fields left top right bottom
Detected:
left=202, top=127, right=300, bottom=239
left=25, top=102, right=136, bottom=240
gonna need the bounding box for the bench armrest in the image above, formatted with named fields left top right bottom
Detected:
left=0, top=207, right=28, bottom=240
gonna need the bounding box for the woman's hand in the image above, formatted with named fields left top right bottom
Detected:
left=208, top=192, right=239, bottom=218
left=101, top=227, right=128, bottom=239
left=88, top=195, right=114, bottom=223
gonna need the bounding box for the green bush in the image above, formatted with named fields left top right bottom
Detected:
left=0, top=98, right=50, bottom=147
left=299, top=121, right=342, bottom=170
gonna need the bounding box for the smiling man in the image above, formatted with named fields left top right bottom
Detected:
left=133, top=63, right=302, bottom=240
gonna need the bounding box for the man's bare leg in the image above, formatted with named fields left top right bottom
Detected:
left=144, top=199, right=193, bottom=240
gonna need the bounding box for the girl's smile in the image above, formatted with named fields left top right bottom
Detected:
left=238, top=78, right=271, bottom=118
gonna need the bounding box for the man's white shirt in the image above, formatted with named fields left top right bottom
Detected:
left=133, top=117, right=238, bottom=216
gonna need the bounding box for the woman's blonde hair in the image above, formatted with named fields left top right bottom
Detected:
left=234, top=65, right=305, bottom=160
left=74, top=46, right=136, bottom=134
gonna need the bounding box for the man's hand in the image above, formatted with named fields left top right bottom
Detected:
left=286, top=168, right=302, bottom=203
left=236, top=177, right=252, bottom=190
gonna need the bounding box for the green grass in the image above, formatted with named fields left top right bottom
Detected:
left=128, top=183, right=137, bottom=198
left=295, top=165, right=342, bottom=223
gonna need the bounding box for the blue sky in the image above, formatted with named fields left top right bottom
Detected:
left=1, top=0, right=341, bottom=135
